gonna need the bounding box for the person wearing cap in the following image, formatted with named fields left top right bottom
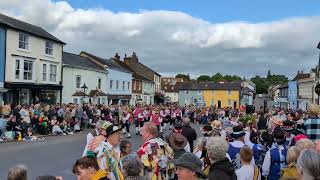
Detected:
left=83, top=121, right=108, bottom=157
left=96, top=123, right=124, bottom=180
left=282, top=120, right=295, bottom=147
left=227, top=125, right=256, bottom=170
left=172, top=152, right=206, bottom=180
left=262, top=127, right=288, bottom=180
left=169, top=132, right=188, bottom=159
left=166, top=123, right=191, bottom=152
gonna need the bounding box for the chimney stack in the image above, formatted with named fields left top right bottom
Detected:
left=114, top=53, right=120, bottom=61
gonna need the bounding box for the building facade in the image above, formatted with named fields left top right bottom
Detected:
left=277, top=84, right=289, bottom=110
left=0, top=25, right=6, bottom=103
left=202, top=82, right=241, bottom=109
left=62, top=52, right=107, bottom=104
left=288, top=80, right=298, bottom=110
left=80, top=52, right=133, bottom=105
left=124, top=52, right=161, bottom=104
left=161, top=77, right=184, bottom=103
left=0, top=13, right=65, bottom=105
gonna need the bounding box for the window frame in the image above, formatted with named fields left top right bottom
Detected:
left=49, top=64, right=57, bottom=82
left=110, top=80, right=113, bottom=90
left=42, top=64, right=47, bottom=81
left=45, top=41, right=53, bottom=55
left=15, top=60, right=20, bottom=79
left=76, top=75, right=81, bottom=89
left=116, top=80, right=119, bottom=90
left=23, top=60, right=33, bottom=80
left=18, top=33, right=29, bottom=50
left=98, top=78, right=101, bottom=89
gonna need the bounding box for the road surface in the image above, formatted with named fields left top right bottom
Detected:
left=0, top=124, right=201, bottom=179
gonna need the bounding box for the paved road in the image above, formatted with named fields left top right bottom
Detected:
left=0, top=124, right=202, bottom=179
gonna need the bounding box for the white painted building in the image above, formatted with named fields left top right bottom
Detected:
left=80, top=52, right=133, bottom=105
left=62, top=52, right=107, bottom=105
left=161, top=77, right=184, bottom=103
left=0, top=13, right=65, bottom=105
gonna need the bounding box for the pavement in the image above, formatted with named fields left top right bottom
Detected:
left=0, top=123, right=202, bottom=179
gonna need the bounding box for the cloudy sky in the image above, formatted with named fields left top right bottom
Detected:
left=1, top=0, right=320, bottom=79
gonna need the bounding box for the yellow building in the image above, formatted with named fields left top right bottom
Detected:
left=203, top=82, right=241, bottom=109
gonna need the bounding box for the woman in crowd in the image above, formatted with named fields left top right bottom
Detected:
left=73, top=156, right=108, bottom=180
left=121, top=154, right=146, bottom=180
left=297, top=149, right=320, bottom=180
left=281, top=146, right=299, bottom=180
left=206, top=136, right=237, bottom=180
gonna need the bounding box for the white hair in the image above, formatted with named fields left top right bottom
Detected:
left=297, top=149, right=320, bottom=180
left=206, top=137, right=229, bottom=163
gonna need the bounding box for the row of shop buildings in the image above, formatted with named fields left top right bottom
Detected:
left=269, top=69, right=319, bottom=111
left=0, top=13, right=163, bottom=106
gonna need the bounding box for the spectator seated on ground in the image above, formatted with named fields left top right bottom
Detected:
left=52, top=120, right=63, bottom=135
left=0, top=115, right=8, bottom=140
left=6, top=115, right=23, bottom=140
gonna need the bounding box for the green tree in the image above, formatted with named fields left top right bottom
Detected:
left=211, top=73, right=224, bottom=83
left=267, top=69, right=271, bottom=79
left=251, top=76, right=269, bottom=94
left=175, top=74, right=190, bottom=81
left=197, top=75, right=211, bottom=82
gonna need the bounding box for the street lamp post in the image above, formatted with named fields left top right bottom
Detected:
left=81, top=83, right=88, bottom=108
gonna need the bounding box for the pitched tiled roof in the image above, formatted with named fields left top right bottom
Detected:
left=81, top=52, right=132, bottom=73
left=89, top=90, right=107, bottom=97
left=0, top=13, right=64, bottom=44
left=293, top=73, right=310, bottom=81
left=113, top=58, right=153, bottom=82
left=179, top=82, right=241, bottom=90
left=62, top=52, right=105, bottom=71
left=72, top=91, right=88, bottom=97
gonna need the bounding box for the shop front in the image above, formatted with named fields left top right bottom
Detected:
left=4, top=82, right=63, bottom=105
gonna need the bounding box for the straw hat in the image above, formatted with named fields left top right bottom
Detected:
left=272, top=117, right=283, bottom=126
left=211, top=120, right=222, bottom=130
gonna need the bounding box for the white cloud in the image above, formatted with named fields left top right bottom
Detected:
left=1, top=0, right=320, bottom=79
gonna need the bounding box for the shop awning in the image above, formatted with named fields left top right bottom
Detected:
left=107, top=94, right=131, bottom=100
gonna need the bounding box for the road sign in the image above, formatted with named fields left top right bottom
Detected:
left=316, top=83, right=320, bottom=96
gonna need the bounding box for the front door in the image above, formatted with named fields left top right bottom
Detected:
left=234, top=101, right=237, bottom=109
left=218, top=100, right=221, bottom=108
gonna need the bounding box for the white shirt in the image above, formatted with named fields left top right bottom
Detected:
left=262, top=144, right=286, bottom=177
left=236, top=164, right=261, bottom=180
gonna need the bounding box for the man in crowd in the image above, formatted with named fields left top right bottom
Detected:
left=137, top=122, right=174, bottom=179
left=96, top=122, right=124, bottom=180
left=181, top=117, right=197, bottom=151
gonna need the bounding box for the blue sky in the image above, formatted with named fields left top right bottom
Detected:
left=66, top=0, right=320, bottom=23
